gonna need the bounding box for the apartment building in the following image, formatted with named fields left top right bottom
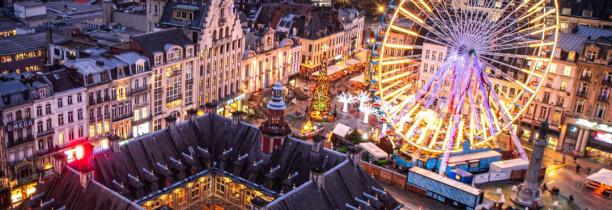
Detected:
left=130, top=29, right=199, bottom=130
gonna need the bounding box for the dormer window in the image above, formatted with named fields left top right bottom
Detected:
left=583, top=10, right=592, bottom=17
left=568, top=51, right=576, bottom=61
left=154, top=54, right=162, bottom=66
left=562, top=8, right=571, bottom=15
left=586, top=50, right=597, bottom=62
left=167, top=47, right=182, bottom=62
left=173, top=9, right=194, bottom=21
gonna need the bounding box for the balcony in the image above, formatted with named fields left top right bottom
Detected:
left=598, top=96, right=609, bottom=103
left=580, top=75, right=591, bottom=81
left=112, top=112, right=133, bottom=122
left=133, top=116, right=152, bottom=125
left=15, top=173, right=38, bottom=186
left=602, top=78, right=612, bottom=86
left=36, top=129, right=54, bottom=137
left=576, top=91, right=588, bottom=98
left=130, top=85, right=150, bottom=96
left=7, top=135, right=34, bottom=148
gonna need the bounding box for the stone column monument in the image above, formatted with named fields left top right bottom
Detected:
left=512, top=121, right=548, bottom=208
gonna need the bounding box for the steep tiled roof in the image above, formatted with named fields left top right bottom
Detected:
left=131, top=29, right=192, bottom=56
left=576, top=26, right=612, bottom=40
left=21, top=114, right=401, bottom=210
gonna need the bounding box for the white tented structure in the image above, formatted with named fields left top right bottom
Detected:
left=358, top=142, right=388, bottom=161
left=586, top=168, right=612, bottom=186
left=489, top=158, right=529, bottom=173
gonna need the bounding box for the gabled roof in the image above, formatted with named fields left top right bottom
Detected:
left=131, top=29, right=192, bottom=56
left=22, top=114, right=401, bottom=210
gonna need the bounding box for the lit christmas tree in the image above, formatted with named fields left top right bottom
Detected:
left=310, top=47, right=334, bottom=122
left=311, top=63, right=331, bottom=114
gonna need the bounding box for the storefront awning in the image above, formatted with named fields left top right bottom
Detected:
left=586, top=168, right=612, bottom=186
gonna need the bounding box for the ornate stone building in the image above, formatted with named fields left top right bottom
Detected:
left=149, top=0, right=245, bottom=116
left=19, top=113, right=402, bottom=210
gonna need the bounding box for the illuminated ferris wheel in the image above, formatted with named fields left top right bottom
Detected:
left=370, top=0, right=559, bottom=162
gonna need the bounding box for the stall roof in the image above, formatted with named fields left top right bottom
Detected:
left=358, top=142, right=388, bottom=160
left=490, top=158, right=529, bottom=172
left=332, top=123, right=352, bottom=138
left=586, top=168, right=612, bottom=186
left=448, top=150, right=501, bottom=164
left=350, top=74, right=364, bottom=83
left=410, top=167, right=482, bottom=195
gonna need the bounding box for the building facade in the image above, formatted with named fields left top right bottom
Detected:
left=131, top=29, right=199, bottom=130
left=242, top=28, right=301, bottom=93
left=558, top=35, right=612, bottom=162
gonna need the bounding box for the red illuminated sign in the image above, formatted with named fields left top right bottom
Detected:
left=594, top=132, right=612, bottom=145
left=64, top=145, right=85, bottom=163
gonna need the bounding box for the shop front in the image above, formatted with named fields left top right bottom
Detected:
left=559, top=118, right=612, bottom=162
left=216, top=93, right=248, bottom=117
left=518, top=121, right=560, bottom=149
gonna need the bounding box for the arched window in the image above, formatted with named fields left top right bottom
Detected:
left=213, top=30, right=217, bottom=40
left=219, top=28, right=223, bottom=39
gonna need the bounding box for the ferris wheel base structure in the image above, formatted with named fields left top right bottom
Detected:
left=370, top=0, right=560, bottom=175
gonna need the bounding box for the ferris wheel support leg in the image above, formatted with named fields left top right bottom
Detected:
left=438, top=115, right=460, bottom=176
left=511, top=125, right=529, bottom=161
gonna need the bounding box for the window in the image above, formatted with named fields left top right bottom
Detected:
left=46, top=119, right=52, bottom=131
left=539, top=107, right=548, bottom=120
left=557, top=96, right=564, bottom=106
left=560, top=80, right=567, bottom=91
left=67, top=96, right=73, bottom=105
left=562, top=8, right=571, bottom=15
left=57, top=98, right=63, bottom=108
left=36, top=106, right=42, bottom=117
left=423, top=63, right=429, bottom=73
left=77, top=109, right=83, bottom=120
left=549, top=63, right=557, bottom=74
left=68, top=112, right=74, bottom=123
left=586, top=50, right=596, bottom=61
left=583, top=10, right=592, bottom=17
left=596, top=104, right=606, bottom=118
left=542, top=92, right=550, bottom=103
left=575, top=100, right=584, bottom=113
left=191, top=183, right=200, bottom=199
left=37, top=121, right=43, bottom=133
left=563, top=66, right=572, bottom=77
left=77, top=93, right=82, bottom=102
left=58, top=114, right=64, bottom=125
left=425, top=50, right=430, bottom=59
left=78, top=126, right=84, bottom=137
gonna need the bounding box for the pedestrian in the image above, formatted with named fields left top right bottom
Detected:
left=562, top=154, right=566, bottom=164
left=586, top=167, right=591, bottom=174
left=576, top=164, right=581, bottom=173
left=573, top=154, right=578, bottom=162
left=542, top=183, right=548, bottom=191
left=569, top=194, right=574, bottom=202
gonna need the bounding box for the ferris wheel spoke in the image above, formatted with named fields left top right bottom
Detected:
left=479, top=57, right=536, bottom=94
left=383, top=84, right=413, bottom=101
left=479, top=55, right=544, bottom=78
left=396, top=5, right=456, bottom=43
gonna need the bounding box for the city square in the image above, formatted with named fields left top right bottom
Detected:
left=0, top=0, right=610, bottom=210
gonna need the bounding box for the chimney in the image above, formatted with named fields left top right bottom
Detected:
left=52, top=153, right=68, bottom=175
left=165, top=115, right=177, bottom=130
left=311, top=135, right=325, bottom=153
left=310, top=167, right=325, bottom=189
left=109, top=134, right=122, bottom=153
left=186, top=108, right=198, bottom=122
left=204, top=102, right=217, bottom=115
left=232, top=111, right=244, bottom=126
left=102, top=0, right=113, bottom=26
left=347, top=146, right=363, bottom=168
left=250, top=197, right=269, bottom=210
